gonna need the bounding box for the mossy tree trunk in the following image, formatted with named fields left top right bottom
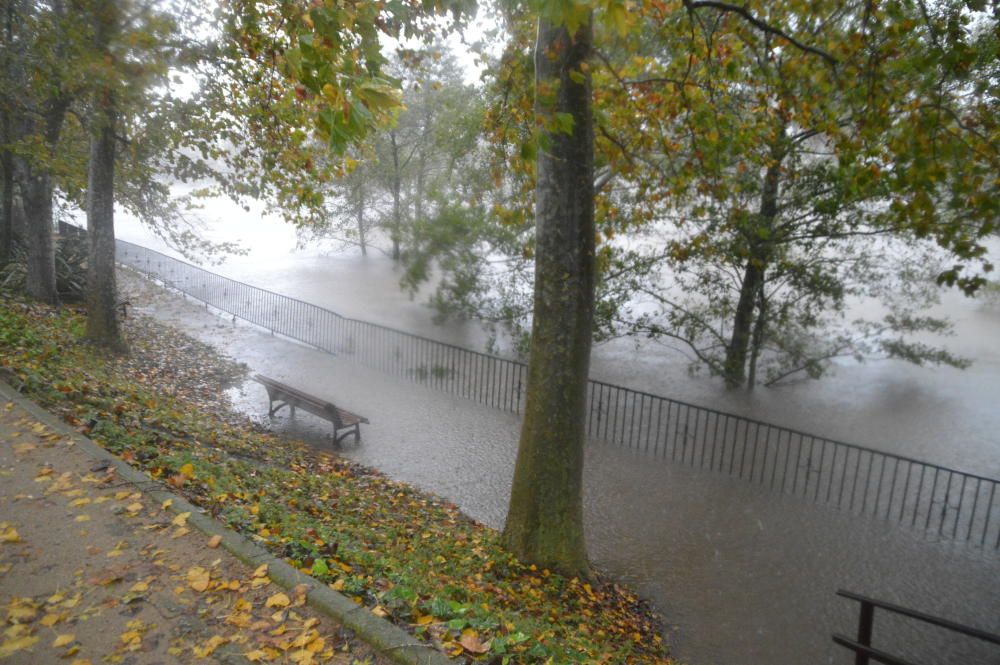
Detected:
left=502, top=15, right=594, bottom=578
left=84, top=0, right=124, bottom=351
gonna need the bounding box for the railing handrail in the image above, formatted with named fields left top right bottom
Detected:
left=836, top=590, right=1000, bottom=646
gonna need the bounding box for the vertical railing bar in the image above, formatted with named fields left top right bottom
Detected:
left=860, top=451, right=878, bottom=517
left=899, top=461, right=913, bottom=524
left=871, top=452, right=889, bottom=517
left=719, top=415, right=732, bottom=474
left=738, top=422, right=752, bottom=479
left=911, top=465, right=927, bottom=528
left=814, top=440, right=828, bottom=502
left=925, top=469, right=941, bottom=531
left=792, top=432, right=806, bottom=495
left=848, top=449, right=864, bottom=512
left=952, top=475, right=968, bottom=540
left=966, top=478, right=982, bottom=542
left=825, top=443, right=840, bottom=505
left=939, top=472, right=954, bottom=537
left=650, top=399, right=663, bottom=456
left=884, top=458, right=900, bottom=521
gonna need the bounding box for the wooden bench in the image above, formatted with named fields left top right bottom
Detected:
left=253, top=374, right=369, bottom=444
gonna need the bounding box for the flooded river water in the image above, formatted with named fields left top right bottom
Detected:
left=114, top=213, right=1000, bottom=665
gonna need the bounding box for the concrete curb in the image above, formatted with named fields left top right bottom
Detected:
left=0, top=380, right=457, bottom=665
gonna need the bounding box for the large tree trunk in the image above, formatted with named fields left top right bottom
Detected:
left=84, top=0, right=123, bottom=351
left=502, top=15, right=594, bottom=578
left=18, top=1, right=67, bottom=304
left=21, top=167, right=58, bottom=303
left=1, top=0, right=17, bottom=265
left=1, top=116, right=13, bottom=266
left=723, top=161, right=781, bottom=389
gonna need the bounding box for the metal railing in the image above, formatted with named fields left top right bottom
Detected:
left=113, top=236, right=1000, bottom=550
left=833, top=589, right=1000, bottom=665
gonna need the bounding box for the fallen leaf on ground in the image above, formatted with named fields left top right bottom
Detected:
left=188, top=566, right=211, bottom=592
left=265, top=592, right=289, bottom=608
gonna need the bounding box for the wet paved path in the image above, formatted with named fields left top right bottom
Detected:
left=120, top=271, right=1000, bottom=665
left=0, top=390, right=385, bottom=665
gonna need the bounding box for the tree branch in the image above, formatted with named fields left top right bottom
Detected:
left=682, top=0, right=838, bottom=66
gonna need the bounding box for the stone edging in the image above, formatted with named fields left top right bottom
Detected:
left=0, top=380, right=458, bottom=665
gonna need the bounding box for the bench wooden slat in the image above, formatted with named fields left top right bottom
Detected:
left=253, top=374, right=368, bottom=444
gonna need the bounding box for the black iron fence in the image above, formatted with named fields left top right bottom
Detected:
left=114, top=237, right=1000, bottom=550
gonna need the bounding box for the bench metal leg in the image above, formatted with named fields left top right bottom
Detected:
left=333, top=424, right=361, bottom=445
left=268, top=400, right=290, bottom=417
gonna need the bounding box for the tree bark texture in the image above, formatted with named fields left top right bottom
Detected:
left=21, top=166, right=58, bottom=303
left=502, top=16, right=594, bottom=578
left=723, top=160, right=781, bottom=389
left=84, top=0, right=123, bottom=350
left=1, top=116, right=13, bottom=265
left=1, top=0, right=17, bottom=264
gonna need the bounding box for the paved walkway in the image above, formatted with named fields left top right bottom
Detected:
left=0, top=393, right=386, bottom=665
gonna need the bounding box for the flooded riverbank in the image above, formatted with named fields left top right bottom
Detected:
left=118, top=268, right=1000, bottom=665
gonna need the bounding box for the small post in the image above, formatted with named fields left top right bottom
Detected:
left=856, top=600, right=874, bottom=665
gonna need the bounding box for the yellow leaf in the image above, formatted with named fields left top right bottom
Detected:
left=52, top=634, right=75, bottom=648
left=161, top=499, right=173, bottom=510
left=7, top=598, right=38, bottom=622
left=129, top=581, right=149, bottom=593
left=329, top=579, right=345, bottom=591
left=0, top=526, right=20, bottom=543
left=192, top=635, right=227, bottom=657
left=265, top=592, right=290, bottom=608
left=172, top=512, right=190, bottom=527
left=289, top=649, right=316, bottom=664
left=244, top=650, right=268, bottom=662
left=39, top=613, right=62, bottom=627
left=252, top=564, right=268, bottom=578
left=206, top=535, right=222, bottom=549
left=0, top=634, right=40, bottom=658
left=415, top=615, right=434, bottom=625
left=125, top=502, right=143, bottom=514
left=74, top=515, right=90, bottom=523
left=69, top=498, right=91, bottom=508
left=179, top=463, right=195, bottom=476
left=187, top=567, right=211, bottom=592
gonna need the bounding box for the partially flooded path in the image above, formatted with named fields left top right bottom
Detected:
left=119, top=270, right=1000, bottom=665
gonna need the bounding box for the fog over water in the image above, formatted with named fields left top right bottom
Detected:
left=113, top=201, right=999, bottom=665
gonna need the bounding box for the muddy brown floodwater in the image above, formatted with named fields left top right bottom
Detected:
left=118, top=262, right=1000, bottom=665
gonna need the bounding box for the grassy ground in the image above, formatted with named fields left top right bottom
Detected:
left=0, top=296, right=673, bottom=664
